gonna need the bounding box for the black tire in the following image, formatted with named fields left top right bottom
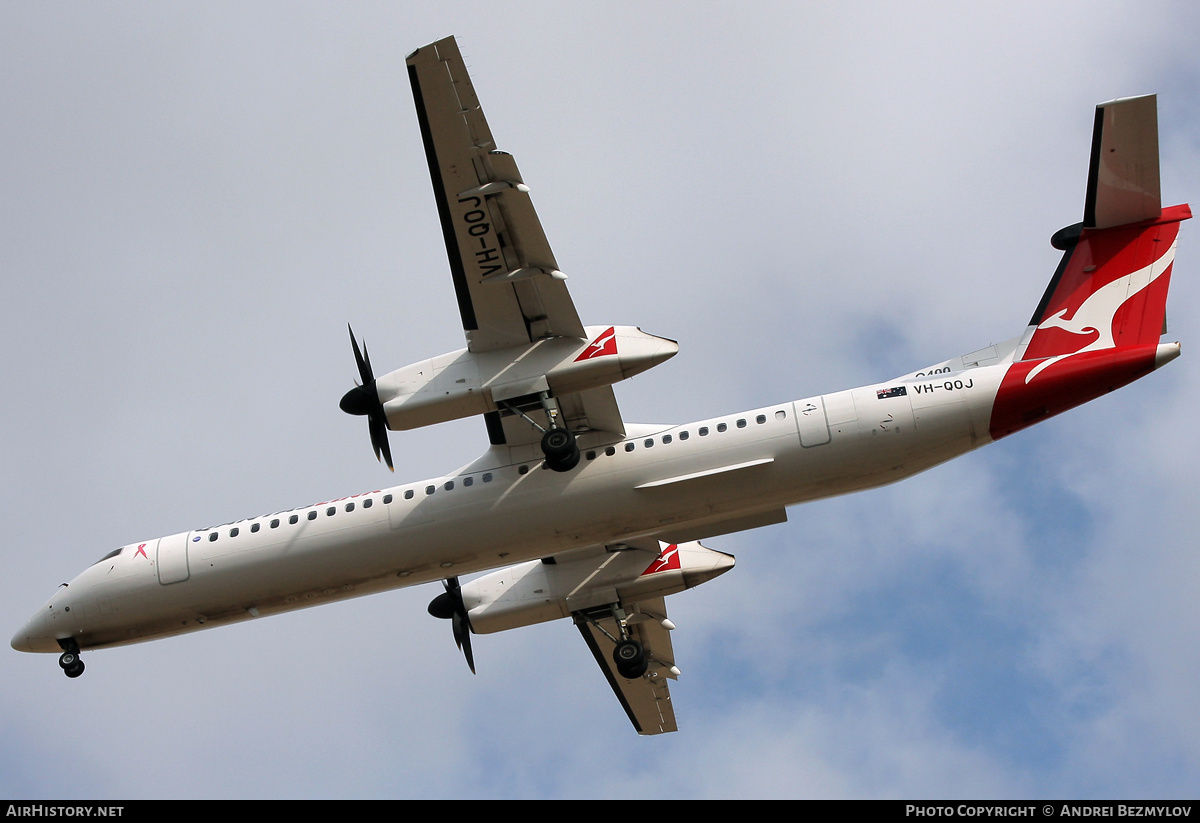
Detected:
left=64, top=660, right=84, bottom=678
left=613, top=639, right=644, bottom=665
left=617, top=657, right=648, bottom=679
left=546, top=445, right=580, bottom=472
left=58, top=652, right=77, bottom=670
left=541, top=427, right=576, bottom=459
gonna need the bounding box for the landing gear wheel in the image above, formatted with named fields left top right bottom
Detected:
left=613, top=639, right=647, bottom=679
left=58, top=652, right=84, bottom=678
left=541, top=427, right=579, bottom=472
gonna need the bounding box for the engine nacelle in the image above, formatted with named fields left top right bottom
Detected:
left=459, top=541, right=734, bottom=635
left=374, top=326, right=677, bottom=431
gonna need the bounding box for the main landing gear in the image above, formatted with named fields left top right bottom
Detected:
left=499, top=391, right=580, bottom=472
left=613, top=638, right=648, bottom=679
left=540, top=426, right=580, bottom=472
left=577, top=604, right=649, bottom=679
left=57, top=639, right=84, bottom=678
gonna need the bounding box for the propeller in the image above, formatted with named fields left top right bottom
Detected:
left=339, top=324, right=394, bottom=471
left=428, top=577, right=476, bottom=674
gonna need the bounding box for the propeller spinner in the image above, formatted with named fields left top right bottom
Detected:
left=340, top=324, right=394, bottom=471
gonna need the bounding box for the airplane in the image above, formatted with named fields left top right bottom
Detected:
left=11, top=35, right=1190, bottom=736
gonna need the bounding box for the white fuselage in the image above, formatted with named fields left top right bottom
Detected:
left=11, top=360, right=1006, bottom=655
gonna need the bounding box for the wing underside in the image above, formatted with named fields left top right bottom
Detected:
left=407, top=36, right=623, bottom=447
left=406, top=37, right=586, bottom=353
left=575, top=597, right=679, bottom=735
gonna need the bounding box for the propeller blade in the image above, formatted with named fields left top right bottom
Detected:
left=348, top=324, right=373, bottom=387
left=369, top=411, right=394, bottom=471
left=427, top=577, right=476, bottom=674
left=453, top=612, right=476, bottom=674
left=341, top=324, right=394, bottom=471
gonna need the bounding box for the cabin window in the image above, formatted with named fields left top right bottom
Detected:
left=585, top=450, right=596, bottom=460
left=519, top=465, right=529, bottom=475
left=229, top=528, right=239, bottom=537
left=644, top=439, right=654, bottom=448
left=776, top=410, right=786, bottom=419
left=717, top=423, right=727, bottom=432
left=464, top=476, right=473, bottom=486
left=307, top=511, right=317, bottom=521
left=482, top=473, right=493, bottom=482
left=699, top=427, right=709, bottom=436
left=444, top=481, right=454, bottom=491
left=251, top=523, right=260, bottom=533
left=680, top=431, right=689, bottom=440
left=209, top=532, right=218, bottom=542
left=289, top=515, right=299, bottom=525
left=662, top=434, right=672, bottom=444
left=383, top=494, right=393, bottom=504
left=625, top=442, right=635, bottom=452
left=363, top=498, right=374, bottom=508
left=271, top=519, right=280, bottom=529
left=426, top=485, right=435, bottom=495
left=757, top=414, right=766, bottom=424
left=404, top=489, right=414, bottom=500
left=737, top=419, right=746, bottom=428
left=345, top=502, right=354, bottom=512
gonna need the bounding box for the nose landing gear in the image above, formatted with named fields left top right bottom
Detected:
left=57, top=639, right=84, bottom=678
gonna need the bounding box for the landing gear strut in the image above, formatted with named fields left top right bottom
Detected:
left=57, top=639, right=84, bottom=678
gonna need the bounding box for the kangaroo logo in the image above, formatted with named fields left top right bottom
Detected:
left=1025, top=240, right=1176, bottom=383
left=642, top=544, right=681, bottom=575
left=575, top=327, right=618, bottom=361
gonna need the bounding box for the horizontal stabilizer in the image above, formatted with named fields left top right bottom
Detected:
left=1084, top=95, right=1161, bottom=229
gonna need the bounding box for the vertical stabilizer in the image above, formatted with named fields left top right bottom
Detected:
left=989, top=96, right=1189, bottom=439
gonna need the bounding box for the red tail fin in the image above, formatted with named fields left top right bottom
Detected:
left=989, top=95, right=1190, bottom=439
left=1024, top=207, right=1188, bottom=365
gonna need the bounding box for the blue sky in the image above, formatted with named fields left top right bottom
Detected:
left=3, top=1, right=1199, bottom=799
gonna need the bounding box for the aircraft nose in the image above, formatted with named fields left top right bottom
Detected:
left=12, top=624, right=34, bottom=653
left=11, top=611, right=49, bottom=653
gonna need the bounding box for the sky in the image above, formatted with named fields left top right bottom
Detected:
left=3, top=1, right=1200, bottom=800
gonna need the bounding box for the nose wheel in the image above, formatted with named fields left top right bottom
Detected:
left=57, top=639, right=84, bottom=678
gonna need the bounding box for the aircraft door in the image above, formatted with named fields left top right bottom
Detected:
left=156, top=531, right=191, bottom=585
left=794, top=396, right=832, bottom=447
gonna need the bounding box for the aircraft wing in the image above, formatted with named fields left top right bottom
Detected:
left=406, top=37, right=623, bottom=447
left=575, top=597, right=679, bottom=735
left=406, top=37, right=587, bottom=353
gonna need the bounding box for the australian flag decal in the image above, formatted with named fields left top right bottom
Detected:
left=877, top=386, right=907, bottom=399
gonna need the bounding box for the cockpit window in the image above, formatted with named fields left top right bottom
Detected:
left=92, top=548, right=122, bottom=565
